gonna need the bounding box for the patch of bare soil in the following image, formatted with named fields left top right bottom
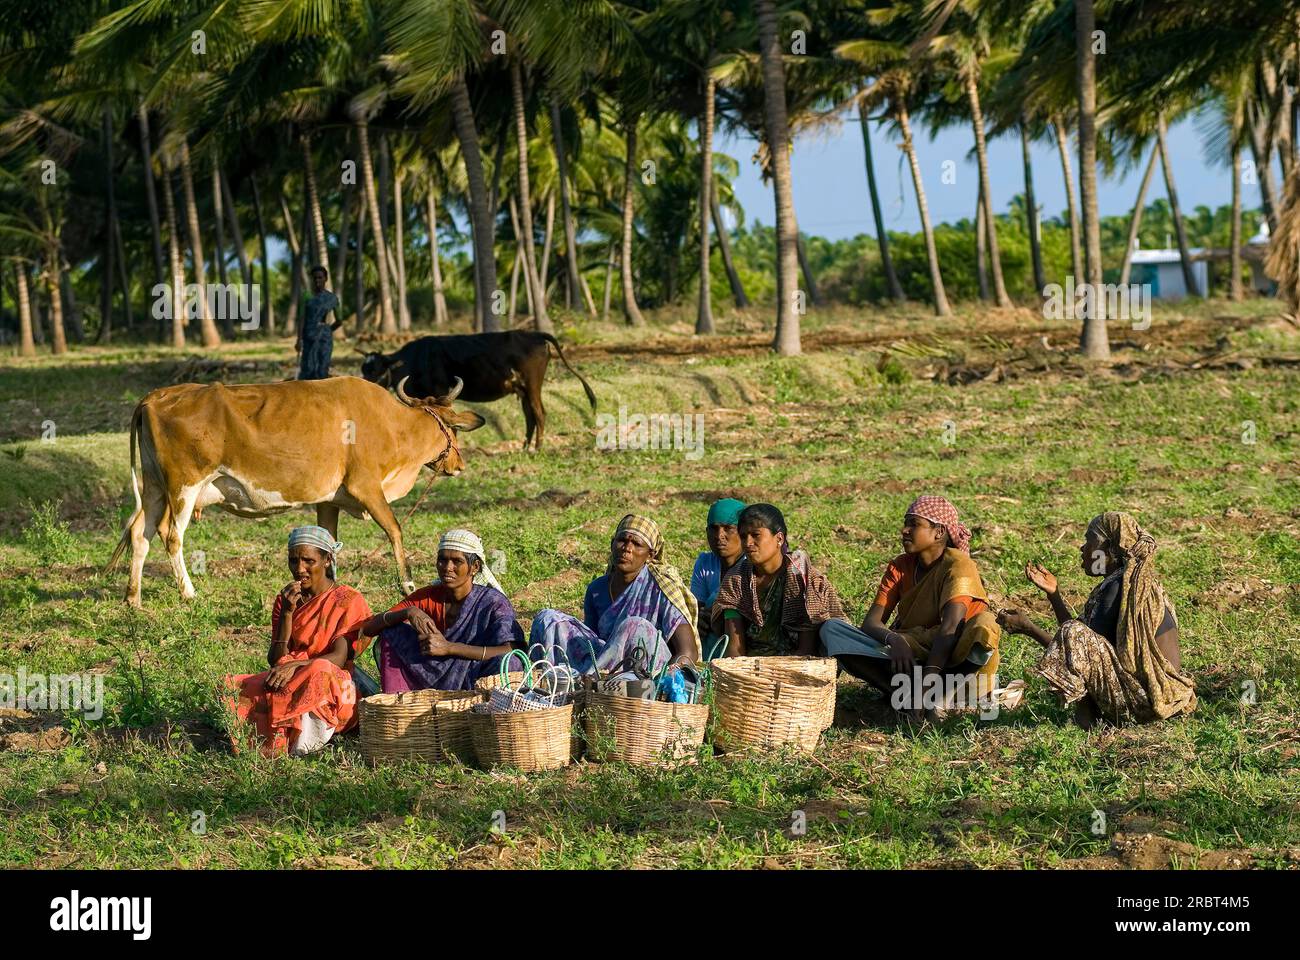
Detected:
left=0, top=709, right=70, bottom=752
left=1195, top=575, right=1294, bottom=611
left=1058, top=832, right=1258, bottom=870
left=291, top=855, right=370, bottom=870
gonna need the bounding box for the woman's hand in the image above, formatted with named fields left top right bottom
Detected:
left=265, top=659, right=305, bottom=691
left=997, top=608, right=1037, bottom=635
left=1025, top=562, right=1058, bottom=595
left=419, top=632, right=451, bottom=657
left=280, top=580, right=305, bottom=610
left=665, top=653, right=695, bottom=674
left=886, top=632, right=914, bottom=679
left=404, top=607, right=439, bottom=638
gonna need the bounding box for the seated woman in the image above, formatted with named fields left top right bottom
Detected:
left=226, top=526, right=373, bottom=757
left=819, top=496, right=1001, bottom=713
left=711, top=503, right=846, bottom=657
left=351, top=529, right=524, bottom=692
left=530, top=514, right=699, bottom=675
left=690, top=498, right=746, bottom=660
left=998, top=511, right=1195, bottom=727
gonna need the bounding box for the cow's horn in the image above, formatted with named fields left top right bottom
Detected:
left=443, top=377, right=463, bottom=403
left=395, top=375, right=419, bottom=406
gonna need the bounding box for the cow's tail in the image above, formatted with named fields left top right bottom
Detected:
left=541, top=334, right=597, bottom=412
left=106, top=402, right=144, bottom=572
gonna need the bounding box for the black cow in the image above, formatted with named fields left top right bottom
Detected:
left=360, top=331, right=596, bottom=450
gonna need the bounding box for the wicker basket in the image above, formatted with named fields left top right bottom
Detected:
left=474, top=670, right=528, bottom=692
left=469, top=702, right=574, bottom=771
left=710, top=659, right=831, bottom=753
left=431, top=691, right=488, bottom=763
left=713, top=656, right=837, bottom=730
left=583, top=692, right=709, bottom=765
left=359, top=689, right=482, bottom=764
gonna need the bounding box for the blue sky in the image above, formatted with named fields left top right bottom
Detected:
left=714, top=112, right=1257, bottom=241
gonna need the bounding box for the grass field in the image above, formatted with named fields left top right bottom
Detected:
left=1, top=300, right=1298, bottom=869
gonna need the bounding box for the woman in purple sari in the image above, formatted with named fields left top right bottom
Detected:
left=351, top=529, right=524, bottom=691
left=529, top=514, right=700, bottom=675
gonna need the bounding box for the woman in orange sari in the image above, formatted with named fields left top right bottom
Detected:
left=226, top=526, right=372, bottom=756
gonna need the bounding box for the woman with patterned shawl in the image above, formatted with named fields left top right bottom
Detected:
left=998, top=512, right=1195, bottom=727
left=712, top=503, right=846, bottom=657
left=529, top=514, right=700, bottom=675
left=819, top=496, right=1002, bottom=710
left=351, top=529, right=524, bottom=692
left=690, top=497, right=747, bottom=660
left=226, top=526, right=373, bottom=757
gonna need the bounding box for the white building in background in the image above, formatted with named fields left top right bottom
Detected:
left=1129, top=242, right=1208, bottom=299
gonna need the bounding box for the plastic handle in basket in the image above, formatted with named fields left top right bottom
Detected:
left=500, top=648, right=533, bottom=691
left=528, top=660, right=569, bottom=706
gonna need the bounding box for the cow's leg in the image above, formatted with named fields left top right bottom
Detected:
left=126, top=484, right=167, bottom=608
left=518, top=388, right=537, bottom=451
left=353, top=487, right=413, bottom=595
left=526, top=379, right=546, bottom=451
left=316, top=502, right=340, bottom=539
left=164, top=481, right=204, bottom=600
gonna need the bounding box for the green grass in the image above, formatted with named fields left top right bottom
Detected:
left=1, top=300, right=1298, bottom=868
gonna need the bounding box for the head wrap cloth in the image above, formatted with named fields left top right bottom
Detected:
left=707, top=498, right=747, bottom=527
left=435, top=527, right=504, bottom=593
left=905, top=495, right=972, bottom=554
left=288, top=525, right=343, bottom=571
left=608, top=514, right=700, bottom=649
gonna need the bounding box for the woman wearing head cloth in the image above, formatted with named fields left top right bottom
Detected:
left=225, top=525, right=373, bottom=756
left=690, top=498, right=747, bottom=660
left=819, top=496, right=1001, bottom=714
left=351, top=528, right=524, bottom=692
left=529, top=514, right=700, bottom=675
left=712, top=503, right=846, bottom=658
left=999, top=512, right=1195, bottom=727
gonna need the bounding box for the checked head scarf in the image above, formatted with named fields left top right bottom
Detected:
left=608, top=514, right=699, bottom=650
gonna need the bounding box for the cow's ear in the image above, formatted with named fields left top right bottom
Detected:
left=441, top=408, right=485, bottom=432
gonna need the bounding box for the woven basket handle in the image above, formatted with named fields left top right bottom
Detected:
left=530, top=661, right=570, bottom=705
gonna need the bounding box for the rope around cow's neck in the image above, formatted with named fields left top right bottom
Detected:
left=400, top=406, right=460, bottom=524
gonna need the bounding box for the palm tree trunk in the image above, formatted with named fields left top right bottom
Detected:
left=97, top=107, right=117, bottom=344
left=451, top=75, right=499, bottom=332
left=898, top=100, right=951, bottom=316
left=756, top=0, right=801, bottom=354
left=279, top=190, right=304, bottom=335
left=425, top=183, right=449, bottom=325
left=603, top=245, right=615, bottom=321
left=221, top=170, right=251, bottom=285
left=44, top=249, right=68, bottom=354
left=178, top=140, right=221, bottom=347
left=113, top=212, right=134, bottom=334
left=210, top=151, right=233, bottom=339
left=1021, top=121, right=1046, bottom=292
left=250, top=176, right=274, bottom=335
left=394, top=169, right=410, bottom=331
left=797, top=234, right=822, bottom=306
left=549, top=98, right=589, bottom=316
left=509, top=244, right=522, bottom=322
left=353, top=193, right=367, bottom=330
left=711, top=182, right=749, bottom=307
left=162, top=165, right=186, bottom=348
left=137, top=102, right=166, bottom=291
left=860, top=97, right=905, bottom=301
left=332, top=188, right=351, bottom=323
left=1249, top=114, right=1280, bottom=231
left=967, top=69, right=1011, bottom=306
left=540, top=189, right=555, bottom=296
left=509, top=59, right=552, bottom=333
left=1075, top=0, right=1109, bottom=358
left=1118, top=145, right=1159, bottom=287
left=1230, top=142, right=1244, bottom=301
left=302, top=132, right=328, bottom=268
left=508, top=195, right=534, bottom=319
left=16, top=261, right=35, bottom=356
left=1053, top=118, right=1084, bottom=284
left=1156, top=115, right=1199, bottom=296
left=620, top=113, right=646, bottom=325
left=697, top=71, right=717, bottom=334
left=354, top=118, right=397, bottom=334
left=61, top=271, right=84, bottom=343
left=975, top=182, right=990, bottom=301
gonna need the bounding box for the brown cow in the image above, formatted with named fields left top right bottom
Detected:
left=107, top=375, right=483, bottom=607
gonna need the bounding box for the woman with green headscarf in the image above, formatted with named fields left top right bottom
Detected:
left=690, top=498, right=746, bottom=660
left=998, top=512, right=1195, bottom=727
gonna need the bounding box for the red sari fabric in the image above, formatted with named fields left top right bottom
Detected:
left=226, top=583, right=373, bottom=756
